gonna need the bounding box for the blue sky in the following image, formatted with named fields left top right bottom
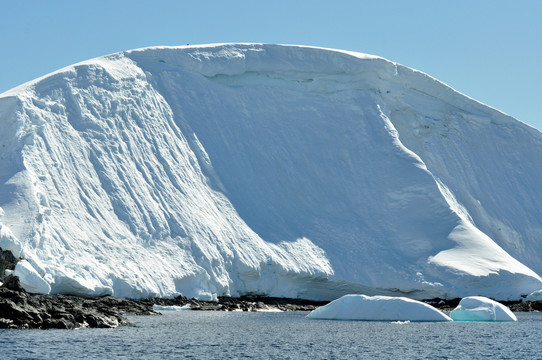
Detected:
left=1, top=0, right=541, bottom=130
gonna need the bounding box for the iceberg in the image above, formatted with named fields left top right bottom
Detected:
left=306, top=294, right=452, bottom=322
left=450, top=296, right=517, bottom=322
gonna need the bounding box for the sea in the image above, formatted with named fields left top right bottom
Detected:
left=1, top=311, right=541, bottom=359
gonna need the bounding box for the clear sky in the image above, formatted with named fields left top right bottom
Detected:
left=1, top=0, right=541, bottom=130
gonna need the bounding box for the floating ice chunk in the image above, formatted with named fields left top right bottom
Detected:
left=525, top=290, right=542, bottom=302
left=13, top=259, right=51, bottom=294
left=306, top=294, right=452, bottom=322
left=153, top=304, right=191, bottom=312
left=450, top=296, right=517, bottom=322
left=254, top=305, right=282, bottom=312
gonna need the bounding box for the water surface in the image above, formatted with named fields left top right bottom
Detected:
left=1, top=312, right=540, bottom=359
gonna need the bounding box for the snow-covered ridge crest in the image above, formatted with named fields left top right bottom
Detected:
left=124, top=43, right=517, bottom=122
left=1, top=43, right=542, bottom=300
left=124, top=43, right=387, bottom=76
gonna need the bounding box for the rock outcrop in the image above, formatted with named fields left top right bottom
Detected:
left=0, top=248, right=18, bottom=284
left=0, top=276, right=327, bottom=329
left=0, top=277, right=156, bottom=329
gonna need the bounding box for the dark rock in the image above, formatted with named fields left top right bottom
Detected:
left=2, top=275, right=26, bottom=292
left=5, top=281, right=542, bottom=330
left=507, top=300, right=542, bottom=312
left=0, top=299, right=34, bottom=325
left=423, top=297, right=462, bottom=312
left=81, top=312, right=123, bottom=328
left=41, top=317, right=77, bottom=330
left=146, top=294, right=328, bottom=312
left=427, top=297, right=542, bottom=313
left=0, top=248, right=19, bottom=283
left=0, top=318, right=15, bottom=328
left=0, top=281, right=157, bottom=329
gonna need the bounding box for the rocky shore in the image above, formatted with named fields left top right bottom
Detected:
left=0, top=275, right=329, bottom=329
left=1, top=273, right=541, bottom=329
left=3, top=242, right=542, bottom=330
left=153, top=294, right=328, bottom=312
left=0, top=248, right=327, bottom=329
left=425, top=297, right=542, bottom=312
left=0, top=276, right=155, bottom=329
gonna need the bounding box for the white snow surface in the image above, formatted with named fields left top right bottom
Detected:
left=1, top=43, right=542, bottom=300
left=307, top=294, right=451, bottom=322
left=525, top=290, right=542, bottom=302
left=450, top=296, right=517, bottom=322
left=13, top=259, right=51, bottom=294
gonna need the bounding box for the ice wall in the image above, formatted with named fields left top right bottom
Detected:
left=1, top=44, right=541, bottom=300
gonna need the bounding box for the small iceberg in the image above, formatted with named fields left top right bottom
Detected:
left=306, top=294, right=452, bottom=322
left=450, top=296, right=517, bottom=322
left=152, top=304, right=191, bottom=312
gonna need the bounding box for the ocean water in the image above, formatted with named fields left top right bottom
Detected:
left=1, top=311, right=541, bottom=359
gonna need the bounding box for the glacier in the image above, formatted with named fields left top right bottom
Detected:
left=1, top=43, right=542, bottom=300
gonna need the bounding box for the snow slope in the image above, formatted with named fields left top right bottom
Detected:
left=1, top=44, right=541, bottom=300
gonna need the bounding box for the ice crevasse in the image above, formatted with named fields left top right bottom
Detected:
left=1, top=43, right=542, bottom=300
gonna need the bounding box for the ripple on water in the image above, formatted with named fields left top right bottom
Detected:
left=0, top=312, right=540, bottom=359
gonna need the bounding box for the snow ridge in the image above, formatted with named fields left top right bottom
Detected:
left=0, top=44, right=541, bottom=300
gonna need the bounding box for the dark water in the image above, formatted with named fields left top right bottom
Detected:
left=1, top=311, right=541, bottom=359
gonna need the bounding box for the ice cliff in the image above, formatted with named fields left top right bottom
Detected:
left=1, top=44, right=541, bottom=300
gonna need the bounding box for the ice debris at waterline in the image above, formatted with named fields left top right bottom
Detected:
left=153, top=304, right=191, bottom=312
left=450, top=296, right=517, bottom=322
left=306, top=295, right=452, bottom=322
left=1, top=43, right=542, bottom=301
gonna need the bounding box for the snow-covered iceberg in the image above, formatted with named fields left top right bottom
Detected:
left=1, top=43, right=542, bottom=300
left=307, top=294, right=452, bottom=322
left=450, top=296, right=517, bottom=322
